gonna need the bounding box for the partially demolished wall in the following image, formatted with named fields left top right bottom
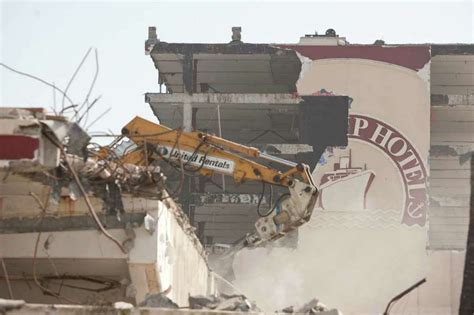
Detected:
left=0, top=107, right=214, bottom=306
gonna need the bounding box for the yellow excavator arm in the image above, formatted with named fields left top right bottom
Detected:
left=119, top=116, right=318, bottom=246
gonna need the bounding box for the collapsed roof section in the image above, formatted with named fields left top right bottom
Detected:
left=0, top=107, right=89, bottom=172
left=147, top=28, right=302, bottom=94
left=0, top=108, right=167, bottom=229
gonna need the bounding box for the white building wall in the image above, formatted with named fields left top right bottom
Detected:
left=0, top=198, right=214, bottom=306
left=156, top=199, right=214, bottom=306
left=232, top=56, right=433, bottom=313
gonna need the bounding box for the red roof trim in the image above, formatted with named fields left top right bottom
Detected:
left=279, top=45, right=431, bottom=71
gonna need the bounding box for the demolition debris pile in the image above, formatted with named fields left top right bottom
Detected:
left=138, top=293, right=341, bottom=314
left=1, top=107, right=168, bottom=216
left=278, top=298, right=341, bottom=315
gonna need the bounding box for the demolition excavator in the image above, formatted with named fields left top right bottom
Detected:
left=115, top=116, right=318, bottom=248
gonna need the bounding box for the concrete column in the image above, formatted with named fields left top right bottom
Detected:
left=183, top=98, right=192, bottom=132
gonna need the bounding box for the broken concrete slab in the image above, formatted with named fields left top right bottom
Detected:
left=139, top=293, right=179, bottom=309
left=0, top=299, right=25, bottom=314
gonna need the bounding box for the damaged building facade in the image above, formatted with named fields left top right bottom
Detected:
left=0, top=25, right=472, bottom=315
left=144, top=27, right=473, bottom=314
left=0, top=108, right=215, bottom=306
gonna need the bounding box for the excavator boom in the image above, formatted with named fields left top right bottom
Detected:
left=119, top=116, right=318, bottom=246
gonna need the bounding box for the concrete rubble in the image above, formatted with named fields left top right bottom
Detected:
left=0, top=296, right=344, bottom=314
left=0, top=107, right=167, bottom=213
left=139, top=293, right=179, bottom=308
left=3, top=107, right=153, bottom=171
left=0, top=299, right=25, bottom=314
left=188, top=294, right=257, bottom=312
left=137, top=292, right=258, bottom=312
left=278, top=298, right=342, bottom=315
left=134, top=292, right=340, bottom=314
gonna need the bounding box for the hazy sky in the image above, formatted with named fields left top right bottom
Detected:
left=1, top=1, right=473, bottom=136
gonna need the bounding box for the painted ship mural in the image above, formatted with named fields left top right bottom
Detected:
left=318, top=151, right=375, bottom=211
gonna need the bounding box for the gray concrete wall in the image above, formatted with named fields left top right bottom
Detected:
left=431, top=55, right=474, bottom=95
left=429, top=54, right=474, bottom=250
